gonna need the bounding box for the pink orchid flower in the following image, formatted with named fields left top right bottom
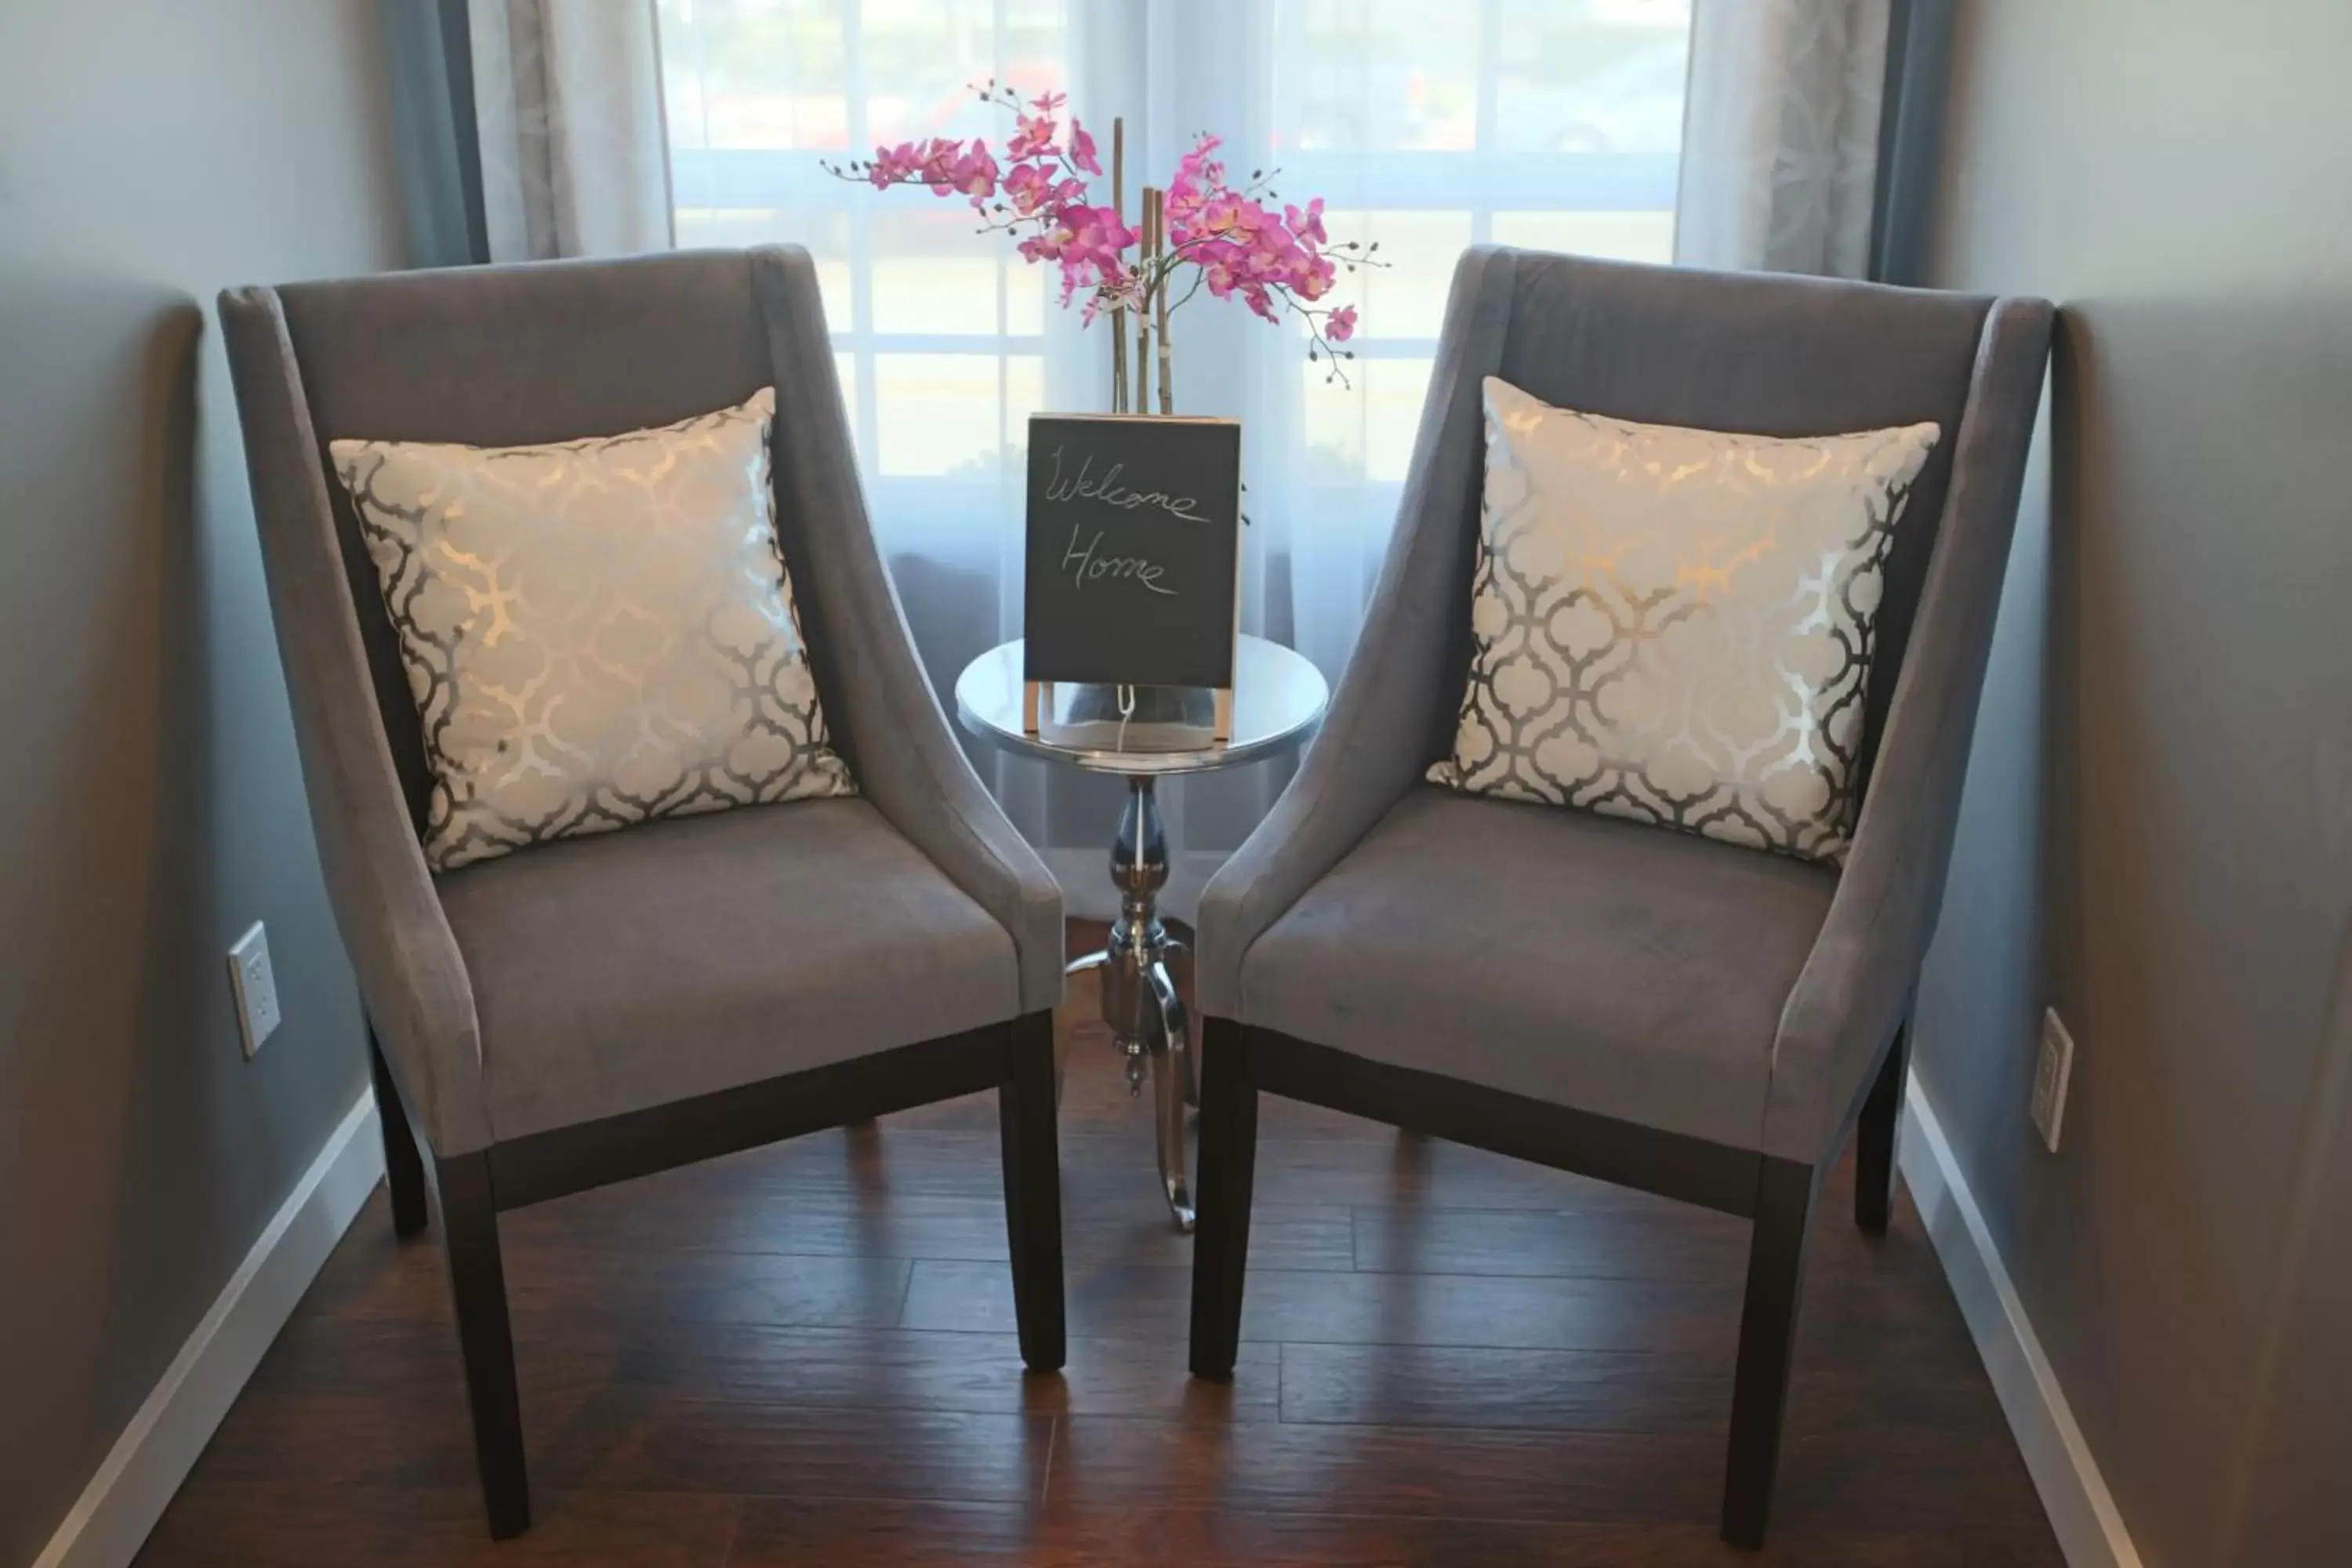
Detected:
left=1283, top=198, right=1328, bottom=248
left=830, top=96, right=1368, bottom=381
left=1007, top=113, right=1056, bottom=161
left=1200, top=192, right=1272, bottom=241
left=868, top=140, right=917, bottom=187
left=1287, top=250, right=1337, bottom=300
left=1063, top=204, right=1139, bottom=266
left=946, top=141, right=999, bottom=206
left=1196, top=239, right=1244, bottom=299
left=914, top=137, right=963, bottom=191
left=1003, top=160, right=1054, bottom=214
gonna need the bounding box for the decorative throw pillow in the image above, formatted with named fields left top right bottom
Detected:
left=332, top=387, right=855, bottom=872
left=1428, top=376, right=1939, bottom=865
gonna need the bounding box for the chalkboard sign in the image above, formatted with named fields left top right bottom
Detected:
left=1022, top=414, right=1242, bottom=692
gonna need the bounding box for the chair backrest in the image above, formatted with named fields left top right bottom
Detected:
left=267, top=249, right=809, bottom=824
left=1436, top=249, right=1996, bottom=797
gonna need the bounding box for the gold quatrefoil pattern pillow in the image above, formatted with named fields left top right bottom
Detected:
left=1428, top=376, right=1939, bottom=865
left=332, top=387, right=855, bottom=872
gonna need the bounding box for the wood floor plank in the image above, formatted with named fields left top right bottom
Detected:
left=1278, top=1340, right=2020, bottom=1448
left=1048, top=1413, right=2058, bottom=1541
left=504, top=1185, right=1357, bottom=1272
left=903, top=1257, right=1748, bottom=1353
left=1350, top=1203, right=1749, bottom=1282
left=730, top=1497, right=2053, bottom=1568
left=136, top=1485, right=742, bottom=1568
left=543, top=1400, right=1053, bottom=1502
left=188, top=1386, right=515, bottom=1491
left=251, top=1308, right=1277, bottom=1419
left=244, top=1303, right=622, bottom=1402
left=724, top=1497, right=1037, bottom=1566
left=310, top=1236, right=915, bottom=1330
left=1279, top=1341, right=1732, bottom=1433
left=189, top=1385, right=1053, bottom=1502
left=1046, top=1412, right=1721, bottom=1525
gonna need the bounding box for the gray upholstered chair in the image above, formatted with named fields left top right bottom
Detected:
left=219, top=248, right=1066, bottom=1539
left=1185, top=247, right=2053, bottom=1548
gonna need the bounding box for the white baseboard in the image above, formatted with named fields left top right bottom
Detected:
left=1900, top=1080, right=2143, bottom=1568
left=32, top=1091, right=385, bottom=1568
left=1045, top=846, right=1228, bottom=931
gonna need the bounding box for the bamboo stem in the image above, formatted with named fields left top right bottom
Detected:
left=1152, top=187, right=1173, bottom=413
left=1134, top=184, right=1155, bottom=415
left=1110, top=118, right=1127, bottom=412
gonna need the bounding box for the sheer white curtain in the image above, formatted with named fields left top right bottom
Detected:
left=473, top=0, right=676, bottom=260
left=1674, top=0, right=1889, bottom=277
left=654, top=0, right=1691, bottom=913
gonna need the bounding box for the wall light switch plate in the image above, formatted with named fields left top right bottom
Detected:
left=2031, top=1006, right=2075, bottom=1153
left=228, top=922, right=281, bottom=1059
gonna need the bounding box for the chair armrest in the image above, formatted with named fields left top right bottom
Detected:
left=753, top=249, right=1063, bottom=1016
left=1762, top=296, right=2056, bottom=1164
left=217, top=288, right=492, bottom=1154
left=1195, top=246, right=1521, bottom=1019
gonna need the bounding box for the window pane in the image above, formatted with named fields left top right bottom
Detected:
left=662, top=0, right=851, bottom=151
left=1283, top=0, right=1488, bottom=152
left=1492, top=209, right=1676, bottom=263
left=1303, top=355, right=1434, bottom=485
left=1494, top=1, right=1693, bottom=156
left=660, top=0, right=1069, bottom=502
left=872, top=208, right=1004, bottom=335
left=1006, top=354, right=1045, bottom=463
left=1281, top=1, right=1482, bottom=153
left=1318, top=210, right=1472, bottom=342
left=873, top=354, right=1037, bottom=477
left=1271, top=0, right=1689, bottom=531
left=670, top=207, right=855, bottom=332
left=1007, top=252, right=1050, bottom=339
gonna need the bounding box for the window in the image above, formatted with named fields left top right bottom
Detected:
left=659, top=0, right=1686, bottom=507
left=656, top=0, right=1690, bottom=685
left=1279, top=1, right=1690, bottom=486
left=662, top=0, right=1065, bottom=535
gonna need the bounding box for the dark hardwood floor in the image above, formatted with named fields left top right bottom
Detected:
left=136, top=923, right=2062, bottom=1566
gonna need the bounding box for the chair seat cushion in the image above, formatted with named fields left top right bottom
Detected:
left=438, top=797, right=1018, bottom=1142
left=1236, top=786, right=1836, bottom=1152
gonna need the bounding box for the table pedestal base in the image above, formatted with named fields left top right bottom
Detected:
left=1066, top=775, right=1197, bottom=1231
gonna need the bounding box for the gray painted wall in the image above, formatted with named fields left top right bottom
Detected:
left=1918, top=3, right=2352, bottom=1564
left=0, top=2, right=409, bottom=1561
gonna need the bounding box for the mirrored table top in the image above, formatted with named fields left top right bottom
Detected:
left=953, top=635, right=1329, bottom=778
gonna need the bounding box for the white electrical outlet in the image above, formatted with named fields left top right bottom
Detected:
left=227, top=922, right=282, bottom=1059
left=2031, top=1006, right=2075, bottom=1152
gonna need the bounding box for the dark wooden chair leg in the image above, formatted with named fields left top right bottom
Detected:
left=436, top=1151, right=530, bottom=1539
left=368, top=1025, right=430, bottom=1239
left=1188, top=1017, right=1259, bottom=1381
left=1855, top=1014, right=1911, bottom=1235
left=1722, top=1157, right=1818, bottom=1548
left=999, top=1010, right=1066, bottom=1372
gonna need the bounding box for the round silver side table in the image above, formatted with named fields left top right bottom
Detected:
left=954, top=635, right=1328, bottom=1230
